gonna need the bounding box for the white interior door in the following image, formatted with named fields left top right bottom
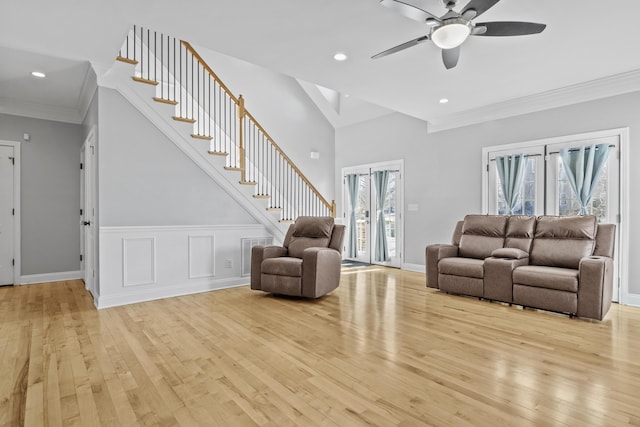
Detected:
left=81, top=133, right=97, bottom=298
left=0, top=145, right=15, bottom=285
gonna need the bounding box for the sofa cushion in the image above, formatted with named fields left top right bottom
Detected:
left=438, top=258, right=484, bottom=279
left=513, top=265, right=579, bottom=293
left=262, top=257, right=303, bottom=277
left=458, top=215, right=507, bottom=259
left=491, top=248, right=528, bottom=260
left=530, top=215, right=597, bottom=269
left=504, top=215, right=536, bottom=253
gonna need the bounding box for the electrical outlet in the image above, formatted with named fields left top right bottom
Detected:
left=225, top=258, right=233, bottom=269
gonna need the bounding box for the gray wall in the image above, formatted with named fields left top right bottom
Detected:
left=0, top=113, right=84, bottom=275
left=335, top=92, right=640, bottom=293
left=98, top=87, right=257, bottom=226
left=196, top=46, right=336, bottom=203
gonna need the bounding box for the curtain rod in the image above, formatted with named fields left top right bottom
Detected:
left=490, top=153, right=542, bottom=162
left=548, top=144, right=615, bottom=155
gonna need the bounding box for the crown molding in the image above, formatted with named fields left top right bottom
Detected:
left=427, top=69, right=640, bottom=133
left=0, top=97, right=83, bottom=124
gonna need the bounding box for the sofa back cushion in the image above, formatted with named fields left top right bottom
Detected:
left=530, top=215, right=597, bottom=269
left=458, top=215, right=507, bottom=259
left=504, top=216, right=536, bottom=253
left=286, top=216, right=333, bottom=258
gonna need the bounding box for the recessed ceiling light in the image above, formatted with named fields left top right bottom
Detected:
left=439, top=98, right=449, bottom=104
left=31, top=71, right=46, bottom=78
left=333, top=52, right=348, bottom=61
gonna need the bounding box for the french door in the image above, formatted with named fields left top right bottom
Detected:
left=343, top=161, right=403, bottom=268
left=484, top=129, right=624, bottom=301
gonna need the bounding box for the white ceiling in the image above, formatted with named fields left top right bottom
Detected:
left=1, top=0, right=640, bottom=127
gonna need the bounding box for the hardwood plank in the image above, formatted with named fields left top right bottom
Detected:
left=1, top=268, right=640, bottom=426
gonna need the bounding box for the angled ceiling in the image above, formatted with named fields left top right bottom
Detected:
left=1, top=0, right=639, bottom=127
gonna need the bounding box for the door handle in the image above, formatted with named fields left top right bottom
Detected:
left=83, top=221, right=91, bottom=226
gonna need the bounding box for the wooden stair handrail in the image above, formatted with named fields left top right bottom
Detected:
left=182, top=40, right=334, bottom=216
left=181, top=41, right=239, bottom=104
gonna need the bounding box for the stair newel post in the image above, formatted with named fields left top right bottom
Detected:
left=331, top=200, right=336, bottom=218
left=238, top=95, right=246, bottom=182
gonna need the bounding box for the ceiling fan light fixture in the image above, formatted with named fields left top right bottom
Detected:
left=431, top=22, right=471, bottom=49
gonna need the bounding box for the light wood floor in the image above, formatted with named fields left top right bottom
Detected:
left=1, top=267, right=640, bottom=426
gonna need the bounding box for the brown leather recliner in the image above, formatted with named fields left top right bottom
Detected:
left=251, top=216, right=346, bottom=298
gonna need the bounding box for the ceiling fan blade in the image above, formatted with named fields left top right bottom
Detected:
left=461, top=0, right=501, bottom=19
left=442, top=46, right=460, bottom=69
left=473, top=21, right=547, bottom=36
left=372, top=35, right=430, bottom=59
left=471, top=25, right=487, bottom=35
left=380, top=0, right=439, bottom=22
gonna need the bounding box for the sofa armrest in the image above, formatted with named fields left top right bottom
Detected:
left=301, top=247, right=342, bottom=298
left=425, top=244, right=459, bottom=289
left=577, top=256, right=613, bottom=320
left=484, top=257, right=529, bottom=302
left=251, top=245, right=288, bottom=290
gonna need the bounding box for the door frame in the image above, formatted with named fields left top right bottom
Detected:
left=481, top=127, right=630, bottom=305
left=341, top=159, right=404, bottom=267
left=0, top=140, right=21, bottom=286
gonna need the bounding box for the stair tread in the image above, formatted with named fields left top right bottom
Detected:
left=132, top=76, right=159, bottom=86
left=239, top=181, right=257, bottom=186
left=253, top=195, right=271, bottom=199
left=209, top=151, right=229, bottom=156
left=173, top=116, right=196, bottom=124
left=116, top=56, right=138, bottom=65
left=153, top=97, right=178, bottom=105
left=192, top=134, right=213, bottom=141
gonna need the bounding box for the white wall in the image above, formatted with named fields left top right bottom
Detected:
left=97, top=87, right=258, bottom=226
left=195, top=46, right=336, bottom=204
left=0, top=113, right=84, bottom=276
left=335, top=92, right=640, bottom=294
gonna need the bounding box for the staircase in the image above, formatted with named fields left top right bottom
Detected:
left=111, top=26, right=335, bottom=238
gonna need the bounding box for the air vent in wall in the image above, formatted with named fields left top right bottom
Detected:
left=241, top=237, right=273, bottom=276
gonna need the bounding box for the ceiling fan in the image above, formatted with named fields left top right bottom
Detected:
left=372, top=0, right=546, bottom=69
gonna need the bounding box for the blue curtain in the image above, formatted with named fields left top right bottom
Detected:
left=373, top=170, right=390, bottom=262
left=496, top=154, right=528, bottom=215
left=560, top=144, right=611, bottom=215
left=346, top=174, right=359, bottom=258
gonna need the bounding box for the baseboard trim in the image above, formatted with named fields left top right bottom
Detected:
left=20, top=270, right=82, bottom=285
left=402, top=263, right=425, bottom=273
left=96, top=277, right=249, bottom=309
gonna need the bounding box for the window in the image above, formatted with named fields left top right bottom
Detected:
left=483, top=128, right=626, bottom=303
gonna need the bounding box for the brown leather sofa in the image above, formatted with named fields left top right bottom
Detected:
left=251, top=216, right=346, bottom=298
left=426, top=215, right=615, bottom=320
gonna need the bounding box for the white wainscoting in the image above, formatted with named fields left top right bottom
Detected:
left=98, top=224, right=271, bottom=308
